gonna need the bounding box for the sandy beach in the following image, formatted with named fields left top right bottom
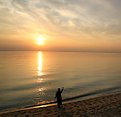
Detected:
left=0, top=92, right=121, bottom=117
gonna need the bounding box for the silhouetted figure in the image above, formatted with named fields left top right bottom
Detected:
left=55, top=87, right=64, bottom=108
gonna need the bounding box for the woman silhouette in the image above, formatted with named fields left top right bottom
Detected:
left=55, top=87, right=64, bottom=108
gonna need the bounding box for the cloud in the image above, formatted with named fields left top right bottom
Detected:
left=1, top=0, right=120, bottom=36
left=0, top=0, right=121, bottom=51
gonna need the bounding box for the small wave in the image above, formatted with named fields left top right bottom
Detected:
left=63, top=86, right=121, bottom=102
left=1, top=86, right=121, bottom=113
left=28, top=86, right=121, bottom=108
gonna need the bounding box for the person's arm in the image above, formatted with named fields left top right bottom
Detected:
left=61, top=87, right=64, bottom=93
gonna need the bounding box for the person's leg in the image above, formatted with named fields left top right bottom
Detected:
left=58, top=103, right=60, bottom=108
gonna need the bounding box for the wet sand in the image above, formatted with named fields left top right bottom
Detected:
left=0, top=92, right=121, bottom=117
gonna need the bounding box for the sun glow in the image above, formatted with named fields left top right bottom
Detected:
left=37, top=36, right=45, bottom=45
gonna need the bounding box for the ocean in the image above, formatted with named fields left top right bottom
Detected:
left=0, top=51, right=121, bottom=112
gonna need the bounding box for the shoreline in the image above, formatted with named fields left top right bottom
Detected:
left=0, top=92, right=121, bottom=117
left=1, top=88, right=120, bottom=114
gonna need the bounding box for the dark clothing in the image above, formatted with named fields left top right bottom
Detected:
left=55, top=88, right=64, bottom=108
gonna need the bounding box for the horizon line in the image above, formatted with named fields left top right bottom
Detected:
left=0, top=50, right=121, bottom=53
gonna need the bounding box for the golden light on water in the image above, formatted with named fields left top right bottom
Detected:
left=38, top=51, right=43, bottom=78
left=37, top=52, right=46, bottom=94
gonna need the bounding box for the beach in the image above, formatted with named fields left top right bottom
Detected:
left=0, top=92, right=121, bottom=117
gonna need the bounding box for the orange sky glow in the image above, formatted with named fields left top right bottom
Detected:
left=0, top=0, right=121, bottom=52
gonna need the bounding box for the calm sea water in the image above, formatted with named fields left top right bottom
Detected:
left=0, top=51, right=121, bottom=112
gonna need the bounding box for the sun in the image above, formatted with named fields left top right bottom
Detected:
left=36, top=36, right=45, bottom=45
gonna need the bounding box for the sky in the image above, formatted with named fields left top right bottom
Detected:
left=0, top=0, right=121, bottom=52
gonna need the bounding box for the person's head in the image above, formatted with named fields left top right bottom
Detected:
left=58, top=88, right=60, bottom=91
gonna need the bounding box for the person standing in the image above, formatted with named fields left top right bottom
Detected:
left=55, top=87, right=64, bottom=108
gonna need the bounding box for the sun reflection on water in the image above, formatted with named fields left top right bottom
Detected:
left=38, top=51, right=43, bottom=81
left=37, top=52, right=46, bottom=98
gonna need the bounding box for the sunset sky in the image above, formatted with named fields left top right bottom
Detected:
left=0, top=0, right=121, bottom=52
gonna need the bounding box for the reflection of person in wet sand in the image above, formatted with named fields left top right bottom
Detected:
left=55, top=87, right=64, bottom=108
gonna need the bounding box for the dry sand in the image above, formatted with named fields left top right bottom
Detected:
left=0, top=92, right=121, bottom=117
